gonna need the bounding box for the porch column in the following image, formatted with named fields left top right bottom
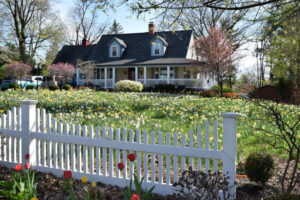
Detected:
left=104, top=67, right=107, bottom=88
left=144, top=66, right=147, bottom=86
left=135, top=66, right=138, bottom=81
left=76, top=68, right=80, bottom=87
left=112, top=67, right=116, bottom=88
left=167, top=66, right=170, bottom=84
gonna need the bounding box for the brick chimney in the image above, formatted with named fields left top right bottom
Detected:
left=82, top=38, right=89, bottom=47
left=149, top=22, right=155, bottom=35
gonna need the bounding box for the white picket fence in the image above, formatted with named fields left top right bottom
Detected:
left=0, top=100, right=238, bottom=197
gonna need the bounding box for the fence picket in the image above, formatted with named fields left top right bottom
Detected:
left=12, top=107, right=16, bottom=130
left=173, top=133, right=178, bottom=183
left=36, top=109, right=40, bottom=132
left=151, top=131, right=155, bottom=183
left=181, top=133, right=186, bottom=172
left=165, top=133, right=170, bottom=185
left=7, top=111, right=11, bottom=162
left=83, top=125, right=88, bottom=173
left=76, top=125, right=81, bottom=172
left=41, top=109, right=46, bottom=133
left=102, top=127, right=107, bottom=176
left=143, top=131, right=148, bottom=182
left=89, top=126, right=94, bottom=174
left=70, top=124, right=75, bottom=171
left=47, top=114, right=52, bottom=167
left=122, top=128, right=127, bottom=179
left=197, top=125, right=202, bottom=171
left=65, top=124, right=69, bottom=170
left=115, top=128, right=120, bottom=178
left=136, top=130, right=141, bottom=180
left=53, top=118, right=58, bottom=168
left=158, top=132, right=163, bottom=184
left=109, top=128, right=113, bottom=177
left=205, top=121, right=210, bottom=172
left=213, top=121, right=218, bottom=172
left=129, top=130, right=134, bottom=179
left=96, top=126, right=100, bottom=175
left=189, top=130, right=194, bottom=169
left=17, top=107, right=21, bottom=131
left=58, top=123, right=63, bottom=169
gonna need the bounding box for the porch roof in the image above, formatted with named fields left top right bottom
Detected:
left=96, top=58, right=194, bottom=66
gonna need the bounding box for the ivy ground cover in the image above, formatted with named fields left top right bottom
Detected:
left=0, top=89, right=298, bottom=161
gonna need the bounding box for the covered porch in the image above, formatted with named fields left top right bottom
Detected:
left=76, top=65, right=214, bottom=89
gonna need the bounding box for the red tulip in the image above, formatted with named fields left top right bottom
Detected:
left=24, top=162, right=30, bottom=170
left=25, top=154, right=29, bottom=160
left=64, top=170, right=72, bottom=179
left=127, top=153, right=136, bottom=162
left=14, top=164, right=22, bottom=171
left=117, top=162, right=124, bottom=171
left=130, top=194, right=140, bottom=200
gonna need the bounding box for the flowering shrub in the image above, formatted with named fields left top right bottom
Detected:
left=115, top=80, right=143, bottom=92
left=6, top=61, right=32, bottom=79
left=48, top=63, right=75, bottom=81
left=0, top=155, right=38, bottom=200
left=199, top=90, right=218, bottom=97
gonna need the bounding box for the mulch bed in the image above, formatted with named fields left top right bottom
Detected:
left=0, top=158, right=299, bottom=200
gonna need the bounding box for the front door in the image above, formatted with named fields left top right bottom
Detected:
left=128, top=68, right=135, bottom=80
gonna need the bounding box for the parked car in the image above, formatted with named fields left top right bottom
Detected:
left=1, top=79, right=14, bottom=90
left=17, top=78, right=37, bottom=88
left=41, top=76, right=59, bottom=88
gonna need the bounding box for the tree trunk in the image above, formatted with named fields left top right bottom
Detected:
left=220, top=81, right=223, bottom=97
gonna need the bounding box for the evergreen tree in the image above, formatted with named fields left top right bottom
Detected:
left=108, top=19, right=124, bottom=34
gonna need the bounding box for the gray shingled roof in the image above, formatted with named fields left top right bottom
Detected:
left=54, top=30, right=194, bottom=66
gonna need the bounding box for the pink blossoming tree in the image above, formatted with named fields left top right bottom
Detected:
left=195, top=27, right=235, bottom=96
left=48, top=63, right=75, bottom=83
left=6, top=61, right=32, bottom=81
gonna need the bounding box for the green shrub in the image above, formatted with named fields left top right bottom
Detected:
left=212, top=85, right=233, bottom=93
left=154, top=84, right=175, bottom=93
left=62, top=84, right=72, bottom=90
left=48, top=85, right=59, bottom=91
left=115, top=80, right=143, bottom=92
left=245, top=153, right=274, bottom=185
left=25, top=85, right=35, bottom=90
left=199, top=90, right=218, bottom=97
left=9, top=83, right=20, bottom=90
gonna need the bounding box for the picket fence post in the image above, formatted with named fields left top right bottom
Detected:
left=221, top=112, right=239, bottom=198
left=20, top=100, right=38, bottom=166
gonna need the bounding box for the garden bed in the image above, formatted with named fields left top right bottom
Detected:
left=0, top=158, right=299, bottom=199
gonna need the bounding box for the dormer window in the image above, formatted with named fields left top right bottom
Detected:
left=151, top=35, right=168, bottom=56
left=112, top=45, right=118, bottom=57
left=108, top=37, right=126, bottom=58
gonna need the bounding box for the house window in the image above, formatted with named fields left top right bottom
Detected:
left=154, top=43, right=160, bottom=55
left=152, top=67, right=174, bottom=79
left=93, top=68, right=105, bottom=79
left=111, top=45, right=118, bottom=57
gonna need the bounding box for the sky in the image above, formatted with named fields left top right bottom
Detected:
left=53, top=0, right=257, bottom=76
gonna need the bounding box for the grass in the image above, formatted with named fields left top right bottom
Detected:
left=0, top=89, right=298, bottom=162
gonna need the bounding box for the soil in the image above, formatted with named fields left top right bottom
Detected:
left=0, top=158, right=299, bottom=200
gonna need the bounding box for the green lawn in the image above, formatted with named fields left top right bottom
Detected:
left=0, top=89, right=298, bottom=161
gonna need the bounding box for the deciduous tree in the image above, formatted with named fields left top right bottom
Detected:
left=195, top=27, right=235, bottom=96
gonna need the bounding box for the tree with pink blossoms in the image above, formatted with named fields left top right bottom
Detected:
left=48, top=63, right=75, bottom=83
left=6, top=61, right=32, bottom=81
left=195, top=27, right=235, bottom=96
